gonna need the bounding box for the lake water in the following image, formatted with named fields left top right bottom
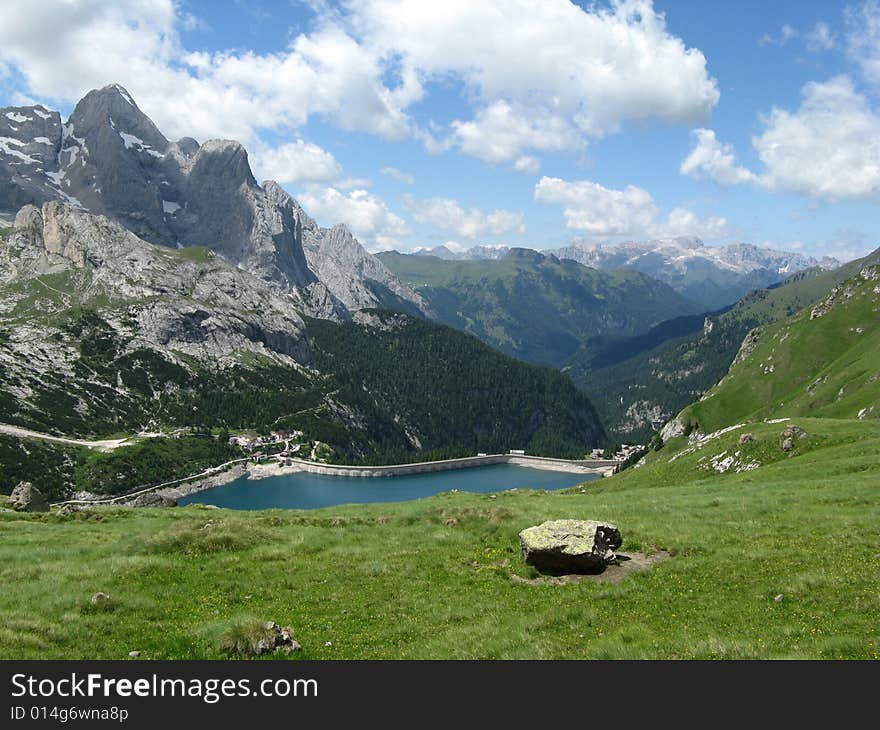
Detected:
left=178, top=463, right=598, bottom=511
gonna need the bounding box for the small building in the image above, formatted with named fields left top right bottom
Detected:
left=509, top=449, right=526, bottom=455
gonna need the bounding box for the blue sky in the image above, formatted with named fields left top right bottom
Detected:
left=1, top=0, right=878, bottom=261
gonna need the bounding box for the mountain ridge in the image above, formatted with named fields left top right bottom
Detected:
left=1, top=84, right=428, bottom=320
left=379, top=248, right=703, bottom=367
left=409, top=237, right=840, bottom=311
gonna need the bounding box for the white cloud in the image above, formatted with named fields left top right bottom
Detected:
left=381, top=166, right=415, bottom=185
left=846, top=0, right=880, bottom=85
left=451, top=100, right=582, bottom=165
left=760, top=20, right=835, bottom=52
left=805, top=22, right=836, bottom=52
left=297, top=186, right=410, bottom=248
left=513, top=156, right=541, bottom=175
left=680, top=128, right=757, bottom=185
left=753, top=76, right=880, bottom=200
left=681, top=77, right=880, bottom=201
left=534, top=176, right=726, bottom=239
left=0, top=1, right=410, bottom=144
left=0, top=0, right=718, bottom=168
left=252, top=139, right=341, bottom=185
left=761, top=24, right=798, bottom=46
left=659, top=207, right=729, bottom=239
left=403, top=195, right=526, bottom=239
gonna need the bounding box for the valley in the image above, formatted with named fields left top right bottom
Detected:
left=1, top=80, right=878, bottom=663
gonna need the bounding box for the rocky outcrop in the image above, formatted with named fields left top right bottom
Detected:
left=733, top=327, right=762, bottom=365
left=660, top=414, right=688, bottom=441
left=519, top=519, right=622, bottom=575
left=4, top=201, right=314, bottom=363
left=264, top=181, right=430, bottom=317
left=7, top=481, right=49, bottom=512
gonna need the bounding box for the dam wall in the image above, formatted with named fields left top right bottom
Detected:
left=277, top=453, right=619, bottom=478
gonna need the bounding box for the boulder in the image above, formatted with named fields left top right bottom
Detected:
left=782, top=437, right=794, bottom=452
left=739, top=433, right=755, bottom=445
left=519, top=519, right=622, bottom=575
left=7, top=482, right=49, bottom=512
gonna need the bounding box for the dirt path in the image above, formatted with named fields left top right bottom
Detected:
left=0, top=423, right=130, bottom=452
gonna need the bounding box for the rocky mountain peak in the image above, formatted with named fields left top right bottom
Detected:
left=70, top=83, right=169, bottom=154
left=262, top=179, right=317, bottom=232
left=506, top=247, right=549, bottom=264
left=190, top=139, right=256, bottom=187
left=1, top=84, right=435, bottom=323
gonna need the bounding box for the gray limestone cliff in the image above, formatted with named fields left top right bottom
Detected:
left=0, top=84, right=425, bottom=320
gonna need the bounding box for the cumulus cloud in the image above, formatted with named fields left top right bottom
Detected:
left=403, top=195, right=526, bottom=239
left=681, top=77, right=880, bottom=200
left=0, top=0, right=718, bottom=171
left=680, top=128, right=757, bottom=185
left=252, top=139, right=341, bottom=185
left=381, top=166, right=415, bottom=185
left=755, top=76, right=880, bottom=199
left=297, top=186, right=410, bottom=249
left=534, top=176, right=726, bottom=239
left=451, top=101, right=582, bottom=165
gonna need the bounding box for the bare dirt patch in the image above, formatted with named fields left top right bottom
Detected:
left=510, top=550, right=672, bottom=586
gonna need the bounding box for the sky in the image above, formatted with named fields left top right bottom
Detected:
left=0, top=0, right=878, bottom=262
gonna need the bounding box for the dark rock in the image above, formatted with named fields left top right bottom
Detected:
left=8, top=481, right=49, bottom=512
left=519, top=519, right=622, bottom=575
left=252, top=621, right=302, bottom=656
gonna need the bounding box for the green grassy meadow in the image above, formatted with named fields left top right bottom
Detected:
left=1, top=415, right=877, bottom=660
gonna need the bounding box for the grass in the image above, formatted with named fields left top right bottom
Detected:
left=0, top=416, right=877, bottom=659
left=681, top=266, right=879, bottom=434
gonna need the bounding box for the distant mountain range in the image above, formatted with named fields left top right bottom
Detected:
left=555, top=237, right=839, bottom=310
left=379, top=248, right=702, bottom=367
left=413, top=244, right=510, bottom=261
left=412, top=238, right=839, bottom=311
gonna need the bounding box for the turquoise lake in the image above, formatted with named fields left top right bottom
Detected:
left=178, top=463, right=598, bottom=511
